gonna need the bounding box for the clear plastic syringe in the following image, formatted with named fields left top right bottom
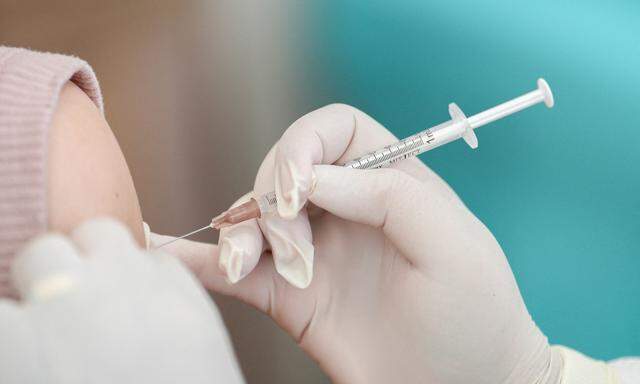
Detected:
left=155, top=78, right=553, bottom=248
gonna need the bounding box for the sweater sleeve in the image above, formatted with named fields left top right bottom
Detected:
left=0, top=46, right=103, bottom=298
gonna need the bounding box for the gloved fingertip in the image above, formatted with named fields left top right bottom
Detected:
left=270, top=235, right=314, bottom=289
left=309, top=167, right=318, bottom=195
left=308, top=164, right=338, bottom=198
left=218, top=238, right=244, bottom=284
left=279, top=267, right=313, bottom=289
left=143, top=221, right=151, bottom=250
left=274, top=251, right=313, bottom=289
left=275, top=161, right=311, bottom=219
left=12, top=234, right=82, bottom=301
left=276, top=189, right=301, bottom=220
left=218, top=226, right=262, bottom=284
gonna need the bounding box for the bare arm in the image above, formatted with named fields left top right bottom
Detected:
left=47, top=82, right=144, bottom=245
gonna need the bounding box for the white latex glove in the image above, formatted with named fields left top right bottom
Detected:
left=0, top=218, right=244, bottom=384
left=152, top=104, right=561, bottom=384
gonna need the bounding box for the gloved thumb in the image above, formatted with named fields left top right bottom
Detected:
left=149, top=233, right=280, bottom=315
left=308, top=164, right=477, bottom=268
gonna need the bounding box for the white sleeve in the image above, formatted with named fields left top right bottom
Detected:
left=608, top=357, right=640, bottom=384
left=553, top=346, right=619, bottom=384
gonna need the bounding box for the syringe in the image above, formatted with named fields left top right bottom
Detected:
left=155, top=78, right=553, bottom=249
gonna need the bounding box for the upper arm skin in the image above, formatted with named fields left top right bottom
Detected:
left=47, top=82, right=144, bottom=246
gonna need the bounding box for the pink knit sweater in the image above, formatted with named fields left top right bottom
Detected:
left=0, top=47, right=103, bottom=297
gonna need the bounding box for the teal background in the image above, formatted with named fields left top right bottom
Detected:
left=302, top=1, right=640, bottom=359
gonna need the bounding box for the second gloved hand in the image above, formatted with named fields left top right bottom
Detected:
left=0, top=219, right=243, bottom=384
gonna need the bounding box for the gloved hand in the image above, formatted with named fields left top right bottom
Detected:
left=152, top=104, right=561, bottom=384
left=0, top=219, right=244, bottom=384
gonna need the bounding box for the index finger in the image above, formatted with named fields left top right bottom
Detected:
left=273, top=103, right=453, bottom=218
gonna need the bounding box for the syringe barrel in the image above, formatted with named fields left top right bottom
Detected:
left=343, top=120, right=465, bottom=170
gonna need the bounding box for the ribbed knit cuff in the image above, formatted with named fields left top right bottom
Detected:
left=0, top=47, right=103, bottom=297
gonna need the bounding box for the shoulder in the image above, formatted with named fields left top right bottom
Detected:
left=48, top=82, right=144, bottom=245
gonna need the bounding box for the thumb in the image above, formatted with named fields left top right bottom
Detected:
left=308, top=165, right=478, bottom=268
left=149, top=233, right=278, bottom=315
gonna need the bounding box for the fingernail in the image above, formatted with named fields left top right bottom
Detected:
left=218, top=237, right=245, bottom=284
left=275, top=161, right=307, bottom=219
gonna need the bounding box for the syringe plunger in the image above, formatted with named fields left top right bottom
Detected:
left=467, top=78, right=554, bottom=130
